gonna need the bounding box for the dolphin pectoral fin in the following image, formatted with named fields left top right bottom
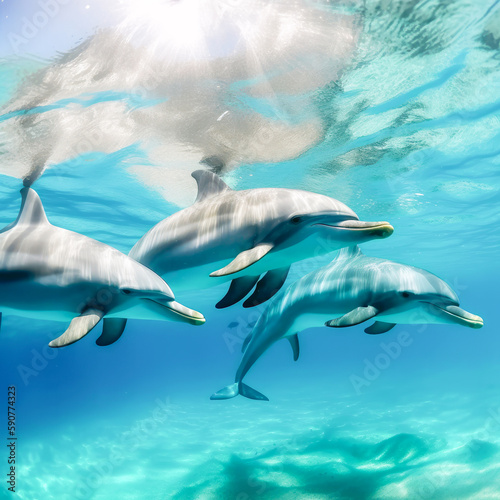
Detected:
left=210, top=382, right=269, bottom=401
left=325, top=306, right=378, bottom=328
left=243, top=266, right=290, bottom=308
left=49, top=308, right=104, bottom=348
left=192, top=170, right=231, bottom=203
left=96, top=318, right=127, bottom=346
left=210, top=243, right=274, bottom=277
left=242, top=333, right=253, bottom=353
left=364, top=321, right=396, bottom=335
left=287, top=334, right=300, bottom=361
left=216, top=276, right=260, bottom=309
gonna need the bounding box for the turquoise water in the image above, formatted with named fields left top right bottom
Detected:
left=0, top=0, right=499, bottom=498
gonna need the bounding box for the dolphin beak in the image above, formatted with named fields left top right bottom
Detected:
left=163, top=300, right=206, bottom=325
left=142, top=298, right=206, bottom=326
left=317, top=220, right=394, bottom=239
left=428, top=303, right=484, bottom=329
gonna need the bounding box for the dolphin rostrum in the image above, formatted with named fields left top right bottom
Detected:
left=211, top=246, right=483, bottom=401
left=130, top=171, right=394, bottom=309
left=0, top=187, right=205, bottom=347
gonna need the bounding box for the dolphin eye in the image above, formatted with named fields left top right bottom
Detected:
left=122, top=289, right=132, bottom=295
left=401, top=291, right=411, bottom=298
left=291, top=216, right=302, bottom=225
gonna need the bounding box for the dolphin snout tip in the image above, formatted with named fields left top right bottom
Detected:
left=335, top=220, right=394, bottom=238
left=469, top=315, right=484, bottom=329
left=151, top=298, right=206, bottom=326
left=369, top=223, right=394, bottom=239
left=190, top=313, right=206, bottom=326
left=181, top=308, right=206, bottom=326
left=441, top=305, right=484, bottom=329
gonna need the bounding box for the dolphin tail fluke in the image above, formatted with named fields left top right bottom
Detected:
left=210, top=382, right=269, bottom=401
left=210, top=383, right=239, bottom=400
left=240, top=383, right=269, bottom=401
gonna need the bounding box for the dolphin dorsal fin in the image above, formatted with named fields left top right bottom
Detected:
left=192, top=170, right=231, bottom=203
left=15, top=187, right=49, bottom=227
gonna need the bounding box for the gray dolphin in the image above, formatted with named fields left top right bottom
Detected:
left=130, top=171, right=394, bottom=309
left=0, top=187, right=205, bottom=347
left=211, top=246, right=483, bottom=401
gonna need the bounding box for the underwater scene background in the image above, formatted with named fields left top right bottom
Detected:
left=0, top=0, right=499, bottom=498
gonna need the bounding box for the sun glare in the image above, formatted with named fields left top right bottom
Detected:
left=117, top=0, right=221, bottom=61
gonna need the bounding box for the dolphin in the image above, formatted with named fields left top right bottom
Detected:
left=0, top=187, right=205, bottom=348
left=211, top=246, right=483, bottom=401
left=130, top=170, right=394, bottom=309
